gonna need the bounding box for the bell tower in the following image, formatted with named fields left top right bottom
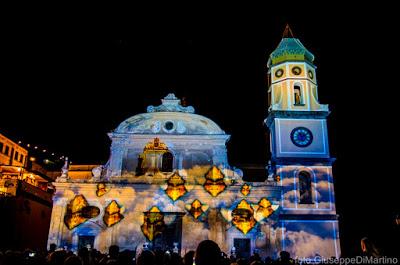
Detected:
left=265, top=25, right=341, bottom=258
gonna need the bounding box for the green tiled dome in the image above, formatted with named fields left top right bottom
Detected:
left=268, top=37, right=315, bottom=66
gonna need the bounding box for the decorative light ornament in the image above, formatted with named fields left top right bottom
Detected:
left=141, top=206, right=165, bottom=241
left=241, top=183, right=251, bottom=196
left=186, top=199, right=208, bottom=219
left=231, top=200, right=256, bottom=234
left=165, top=171, right=187, bottom=201
left=64, top=195, right=100, bottom=230
left=203, top=166, right=226, bottom=197
left=254, top=198, right=279, bottom=222
left=103, top=200, right=124, bottom=227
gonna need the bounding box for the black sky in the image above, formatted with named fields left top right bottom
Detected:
left=2, top=6, right=399, bottom=256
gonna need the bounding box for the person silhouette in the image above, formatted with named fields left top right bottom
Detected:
left=360, top=237, right=381, bottom=258
left=195, top=240, right=222, bottom=265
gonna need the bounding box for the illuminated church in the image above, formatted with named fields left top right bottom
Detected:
left=48, top=28, right=340, bottom=259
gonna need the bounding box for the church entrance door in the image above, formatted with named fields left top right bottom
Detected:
left=234, top=238, right=251, bottom=259
left=152, top=213, right=184, bottom=254
left=78, top=235, right=95, bottom=250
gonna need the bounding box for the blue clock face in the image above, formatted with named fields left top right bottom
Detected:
left=291, top=127, right=313, bottom=147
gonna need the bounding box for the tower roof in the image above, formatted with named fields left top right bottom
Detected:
left=268, top=25, right=315, bottom=66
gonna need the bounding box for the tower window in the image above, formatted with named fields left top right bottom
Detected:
left=294, top=85, right=303, bottom=105
left=161, top=151, right=174, bottom=172
left=298, top=171, right=313, bottom=204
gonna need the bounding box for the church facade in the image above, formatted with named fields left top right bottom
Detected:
left=48, top=31, right=340, bottom=259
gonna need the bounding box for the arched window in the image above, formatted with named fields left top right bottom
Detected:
left=161, top=152, right=174, bottom=172
left=298, top=171, right=312, bottom=204
left=294, top=85, right=302, bottom=105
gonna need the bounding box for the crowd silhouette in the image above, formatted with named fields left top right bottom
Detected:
left=1, top=236, right=397, bottom=265
left=0, top=240, right=303, bottom=265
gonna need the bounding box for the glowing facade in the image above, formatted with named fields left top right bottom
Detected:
left=48, top=29, right=340, bottom=259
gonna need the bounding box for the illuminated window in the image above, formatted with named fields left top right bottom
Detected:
left=14, top=151, right=19, bottom=160
left=298, top=171, right=313, bottom=204
left=294, top=85, right=303, bottom=105
left=19, top=155, right=24, bottom=163
left=161, top=152, right=173, bottom=172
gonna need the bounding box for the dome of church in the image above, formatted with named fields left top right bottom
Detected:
left=114, top=93, right=225, bottom=135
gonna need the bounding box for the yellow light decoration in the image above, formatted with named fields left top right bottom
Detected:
left=241, top=183, right=251, bottom=196
left=254, top=198, right=279, bottom=222
left=231, top=199, right=256, bottom=234
left=187, top=199, right=208, bottom=219
left=64, top=195, right=100, bottom=230
left=141, top=206, right=165, bottom=241
left=165, top=172, right=187, bottom=201
left=143, top=137, right=168, bottom=151
left=103, top=200, right=124, bottom=227
left=96, top=183, right=108, bottom=197
left=203, top=166, right=226, bottom=197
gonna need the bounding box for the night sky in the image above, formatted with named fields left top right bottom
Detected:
left=2, top=6, right=399, bottom=256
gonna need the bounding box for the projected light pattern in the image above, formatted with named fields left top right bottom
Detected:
left=165, top=172, right=187, bottom=201
left=203, top=166, right=227, bottom=197
left=254, top=198, right=278, bottom=222
left=103, top=200, right=124, bottom=227
left=64, top=195, right=100, bottom=230
left=241, top=183, right=251, bottom=196
left=96, top=182, right=108, bottom=197
left=141, top=206, right=165, bottom=241
left=231, top=200, right=256, bottom=234
left=186, top=199, right=208, bottom=219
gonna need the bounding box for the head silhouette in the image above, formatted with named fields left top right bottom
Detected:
left=137, top=250, right=155, bottom=265
left=108, top=245, right=119, bottom=259
left=361, top=237, right=380, bottom=257
left=195, top=240, right=221, bottom=265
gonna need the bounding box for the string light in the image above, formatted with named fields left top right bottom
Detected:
left=16, top=137, right=67, bottom=162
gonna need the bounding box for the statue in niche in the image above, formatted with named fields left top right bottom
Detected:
left=92, top=165, right=103, bottom=181
left=294, top=86, right=302, bottom=105
left=136, top=138, right=173, bottom=176
left=57, top=157, right=69, bottom=182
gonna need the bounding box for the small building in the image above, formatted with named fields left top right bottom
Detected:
left=0, top=133, right=57, bottom=250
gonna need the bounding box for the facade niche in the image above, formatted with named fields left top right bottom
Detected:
left=294, top=85, right=302, bottom=105
left=135, top=138, right=173, bottom=176
left=298, top=171, right=312, bottom=204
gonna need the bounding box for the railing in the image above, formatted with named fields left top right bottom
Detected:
left=19, top=181, right=53, bottom=203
